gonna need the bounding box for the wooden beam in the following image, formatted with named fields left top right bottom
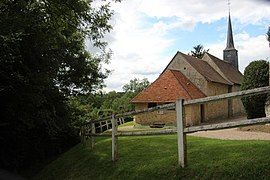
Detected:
left=184, top=86, right=270, bottom=106
left=83, top=86, right=270, bottom=125
left=89, top=103, right=175, bottom=124
left=87, top=130, right=176, bottom=137
left=176, top=99, right=187, bottom=168
left=111, top=114, right=118, bottom=162
left=184, top=117, right=270, bottom=133
left=117, top=129, right=176, bottom=136
left=81, top=126, right=86, bottom=146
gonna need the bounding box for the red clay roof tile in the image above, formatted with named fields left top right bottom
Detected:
left=131, top=70, right=206, bottom=103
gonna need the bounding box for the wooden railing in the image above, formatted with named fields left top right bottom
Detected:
left=81, top=86, right=270, bottom=167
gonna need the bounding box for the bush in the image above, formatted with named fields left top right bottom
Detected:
left=241, top=60, right=269, bottom=119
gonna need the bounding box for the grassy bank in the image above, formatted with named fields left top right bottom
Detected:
left=34, top=135, right=270, bottom=179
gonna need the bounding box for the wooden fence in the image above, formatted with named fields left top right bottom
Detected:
left=81, top=86, right=270, bottom=167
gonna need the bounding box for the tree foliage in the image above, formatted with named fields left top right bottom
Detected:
left=241, top=60, right=269, bottom=119
left=190, top=44, right=209, bottom=59
left=70, top=78, right=150, bottom=124
left=0, top=0, right=118, bottom=171
left=123, top=78, right=150, bottom=94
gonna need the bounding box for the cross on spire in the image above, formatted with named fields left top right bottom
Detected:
left=227, top=0, right=231, bottom=13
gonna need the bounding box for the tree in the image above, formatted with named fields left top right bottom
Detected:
left=0, top=0, right=119, bottom=171
left=123, top=78, right=150, bottom=94
left=190, top=44, right=209, bottom=59
left=241, top=60, right=269, bottom=119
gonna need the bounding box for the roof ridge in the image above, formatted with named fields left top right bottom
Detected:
left=183, top=53, right=232, bottom=85
left=205, top=52, right=231, bottom=65
left=205, top=52, right=243, bottom=76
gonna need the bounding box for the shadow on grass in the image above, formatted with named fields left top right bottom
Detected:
left=34, top=135, right=270, bottom=180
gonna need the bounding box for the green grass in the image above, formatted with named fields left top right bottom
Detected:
left=34, top=135, right=270, bottom=180
left=105, top=121, right=175, bottom=134
left=118, top=121, right=136, bottom=127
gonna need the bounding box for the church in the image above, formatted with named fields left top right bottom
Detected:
left=131, top=13, right=246, bottom=126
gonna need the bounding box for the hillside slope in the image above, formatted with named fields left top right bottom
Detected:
left=34, top=135, right=270, bottom=179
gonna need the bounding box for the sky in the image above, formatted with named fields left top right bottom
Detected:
left=88, top=0, right=270, bottom=92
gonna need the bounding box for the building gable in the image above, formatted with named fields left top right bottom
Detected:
left=131, top=70, right=206, bottom=103
left=162, top=52, right=232, bottom=85
left=203, top=53, right=243, bottom=85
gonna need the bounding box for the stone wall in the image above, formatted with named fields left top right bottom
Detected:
left=134, top=103, right=201, bottom=127
left=204, top=82, right=229, bottom=122
left=167, top=54, right=208, bottom=94
left=232, top=85, right=246, bottom=117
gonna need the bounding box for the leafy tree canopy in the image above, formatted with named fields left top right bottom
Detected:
left=241, top=60, right=269, bottom=119
left=0, top=0, right=119, bottom=171
left=123, top=78, right=150, bottom=94
left=190, top=44, right=209, bottom=59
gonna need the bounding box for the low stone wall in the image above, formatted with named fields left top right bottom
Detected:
left=134, top=103, right=201, bottom=127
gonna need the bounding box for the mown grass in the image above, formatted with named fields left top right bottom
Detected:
left=33, top=134, right=270, bottom=180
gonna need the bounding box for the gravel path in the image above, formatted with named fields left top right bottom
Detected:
left=190, top=128, right=270, bottom=140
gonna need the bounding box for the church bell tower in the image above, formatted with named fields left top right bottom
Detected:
left=223, top=13, right=238, bottom=70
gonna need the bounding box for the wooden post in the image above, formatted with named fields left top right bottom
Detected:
left=99, top=122, right=103, bottom=133
left=81, top=126, right=86, bottom=146
left=176, top=99, right=187, bottom=168
left=122, top=117, right=125, bottom=124
left=111, top=114, right=118, bottom=162
left=106, top=120, right=109, bottom=130
left=91, top=122, right=95, bottom=149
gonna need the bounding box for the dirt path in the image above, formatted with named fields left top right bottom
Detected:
left=190, top=128, right=270, bottom=140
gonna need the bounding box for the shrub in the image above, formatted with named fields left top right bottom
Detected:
left=241, top=60, right=269, bottom=119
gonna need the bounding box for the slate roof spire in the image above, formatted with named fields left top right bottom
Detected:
left=223, top=10, right=239, bottom=70
left=225, top=13, right=235, bottom=49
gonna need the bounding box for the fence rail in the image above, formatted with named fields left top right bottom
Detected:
left=81, top=85, right=270, bottom=167
left=83, top=86, right=270, bottom=125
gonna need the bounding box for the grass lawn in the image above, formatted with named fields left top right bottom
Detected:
left=33, top=135, right=270, bottom=180
left=103, top=121, right=176, bottom=134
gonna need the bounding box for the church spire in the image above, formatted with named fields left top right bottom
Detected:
left=225, top=13, right=235, bottom=49
left=223, top=9, right=238, bottom=70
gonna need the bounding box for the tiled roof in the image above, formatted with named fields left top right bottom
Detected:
left=179, top=52, right=232, bottom=85
left=131, top=70, right=206, bottom=103
left=203, top=53, right=243, bottom=85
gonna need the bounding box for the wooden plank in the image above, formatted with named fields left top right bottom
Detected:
left=176, top=99, right=187, bottom=168
left=111, top=114, right=118, bottom=162
left=83, top=86, right=270, bottom=125
left=88, top=117, right=270, bottom=137
left=87, top=129, right=176, bottom=137
left=106, top=120, right=109, bottom=129
left=184, top=86, right=270, bottom=106
left=184, top=117, right=270, bottom=133
left=89, top=103, right=175, bottom=124
left=117, top=129, right=176, bottom=136
left=91, top=122, right=96, bottom=149
left=99, top=122, right=103, bottom=132
left=81, top=126, right=86, bottom=146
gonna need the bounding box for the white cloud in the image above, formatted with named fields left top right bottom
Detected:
left=99, top=0, right=270, bottom=91
left=208, top=32, right=270, bottom=73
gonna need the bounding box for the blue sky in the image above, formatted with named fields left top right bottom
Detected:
left=90, top=0, right=270, bottom=92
